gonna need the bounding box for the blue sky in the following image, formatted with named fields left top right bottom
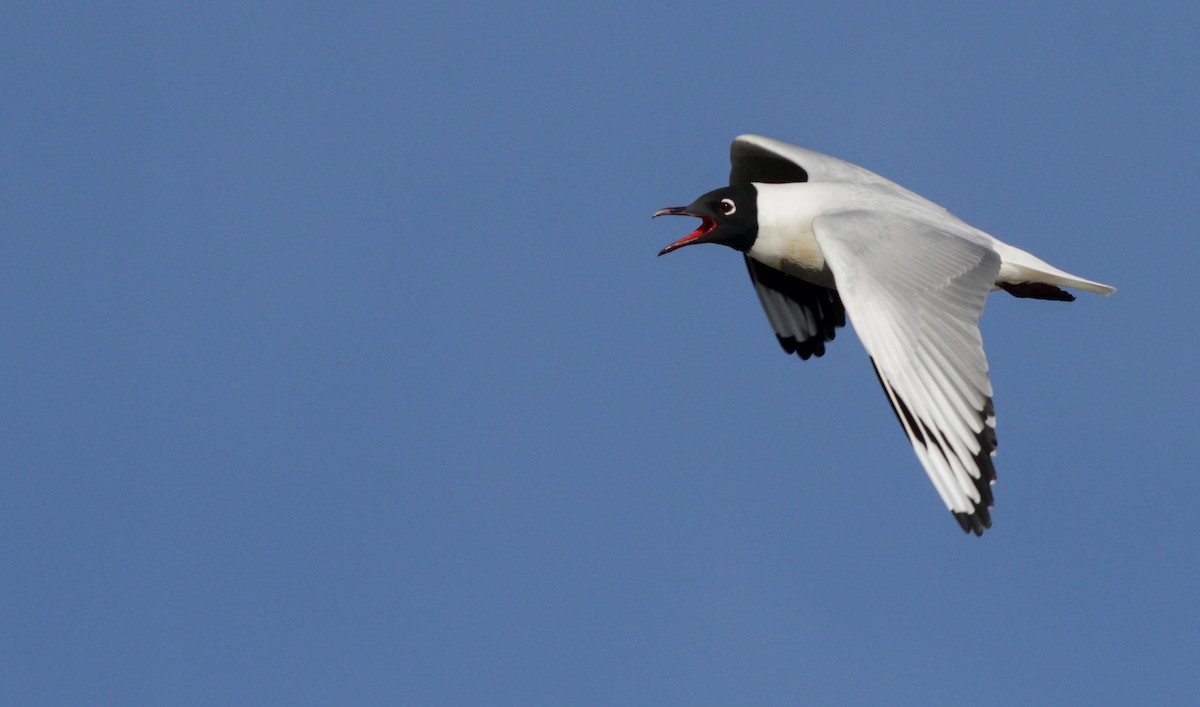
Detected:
left=3, top=2, right=1197, bottom=704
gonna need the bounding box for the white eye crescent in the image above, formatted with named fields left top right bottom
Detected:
left=720, top=198, right=736, bottom=215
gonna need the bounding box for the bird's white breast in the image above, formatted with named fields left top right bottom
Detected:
left=747, top=182, right=851, bottom=287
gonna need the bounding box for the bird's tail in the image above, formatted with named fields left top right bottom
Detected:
left=993, top=242, right=1115, bottom=296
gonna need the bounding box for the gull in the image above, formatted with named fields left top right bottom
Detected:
left=655, top=135, right=1114, bottom=535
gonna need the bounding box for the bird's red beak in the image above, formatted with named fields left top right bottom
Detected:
left=653, top=207, right=716, bottom=256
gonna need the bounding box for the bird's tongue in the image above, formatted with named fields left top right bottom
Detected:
left=658, top=217, right=716, bottom=256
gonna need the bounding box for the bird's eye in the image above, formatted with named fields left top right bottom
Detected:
left=720, top=198, right=736, bottom=215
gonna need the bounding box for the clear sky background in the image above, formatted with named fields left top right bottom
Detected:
left=3, top=2, right=1197, bottom=704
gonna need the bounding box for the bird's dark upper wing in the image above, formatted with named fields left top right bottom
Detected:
left=744, top=256, right=845, bottom=360
left=730, top=135, right=946, bottom=209
left=730, top=139, right=810, bottom=184
left=730, top=135, right=894, bottom=186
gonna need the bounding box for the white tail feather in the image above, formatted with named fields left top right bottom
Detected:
left=992, top=242, right=1115, bottom=295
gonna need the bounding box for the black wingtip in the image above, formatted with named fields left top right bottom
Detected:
left=961, top=401, right=999, bottom=536
left=954, top=511, right=989, bottom=536
left=954, top=452, right=996, bottom=536
left=869, top=357, right=999, bottom=537
left=775, top=334, right=828, bottom=360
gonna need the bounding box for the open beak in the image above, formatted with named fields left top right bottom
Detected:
left=653, top=207, right=717, bottom=256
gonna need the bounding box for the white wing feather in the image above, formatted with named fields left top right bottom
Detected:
left=812, top=209, right=1001, bottom=532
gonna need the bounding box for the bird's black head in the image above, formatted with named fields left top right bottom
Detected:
left=654, top=184, right=758, bottom=256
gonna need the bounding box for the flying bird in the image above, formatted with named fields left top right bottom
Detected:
left=655, top=135, right=1113, bottom=535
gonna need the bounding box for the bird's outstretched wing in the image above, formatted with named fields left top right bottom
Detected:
left=812, top=210, right=1001, bottom=534
left=744, top=257, right=845, bottom=360
left=730, top=135, right=947, bottom=211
